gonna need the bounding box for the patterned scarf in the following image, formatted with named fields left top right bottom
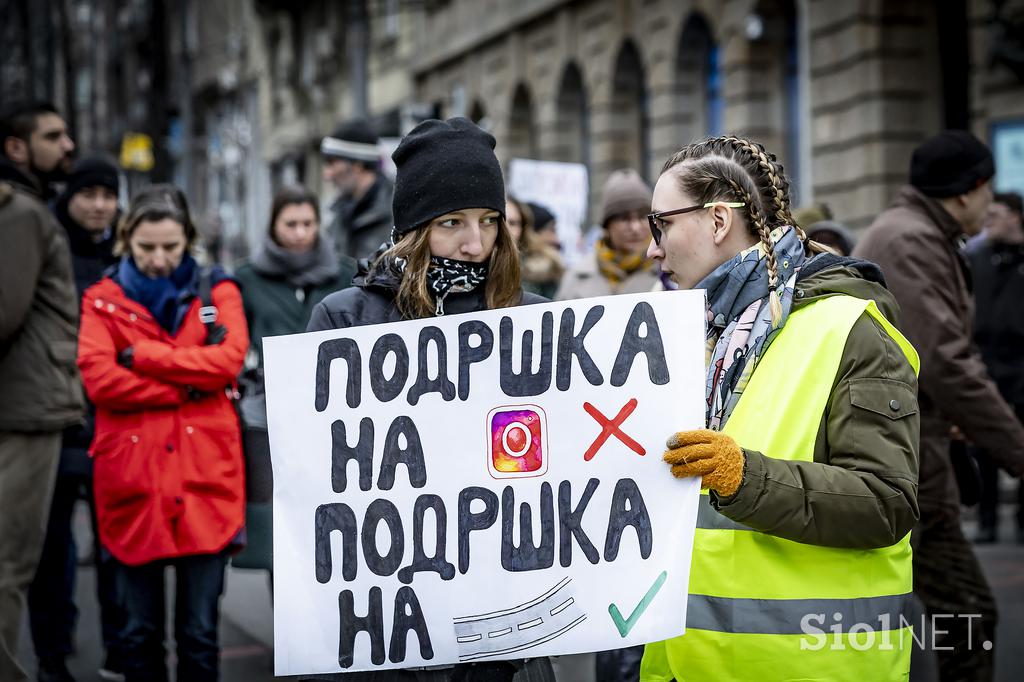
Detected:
left=701, top=226, right=807, bottom=430
left=595, top=237, right=653, bottom=286
left=394, top=254, right=489, bottom=316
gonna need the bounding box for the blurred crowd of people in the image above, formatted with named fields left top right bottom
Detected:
left=2, top=97, right=1024, bottom=682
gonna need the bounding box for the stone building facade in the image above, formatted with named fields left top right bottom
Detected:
left=10, top=0, right=1018, bottom=254
left=405, top=0, right=1024, bottom=229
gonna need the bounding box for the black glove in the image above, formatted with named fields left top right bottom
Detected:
left=204, top=323, right=227, bottom=345
left=185, top=385, right=207, bottom=401
left=117, top=347, right=134, bottom=368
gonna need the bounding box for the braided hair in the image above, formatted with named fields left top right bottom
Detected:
left=660, top=135, right=826, bottom=325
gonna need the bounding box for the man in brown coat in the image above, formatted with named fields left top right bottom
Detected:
left=0, top=101, right=82, bottom=682
left=855, top=130, right=1024, bottom=682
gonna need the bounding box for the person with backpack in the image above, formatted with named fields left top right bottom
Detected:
left=76, top=186, right=248, bottom=682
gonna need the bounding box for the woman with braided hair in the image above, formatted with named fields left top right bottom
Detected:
left=641, top=136, right=921, bottom=681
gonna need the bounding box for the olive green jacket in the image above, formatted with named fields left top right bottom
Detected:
left=0, top=181, right=86, bottom=432
left=713, top=260, right=920, bottom=549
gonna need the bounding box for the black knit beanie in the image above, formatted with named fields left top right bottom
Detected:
left=527, top=201, right=555, bottom=231
left=65, top=155, right=119, bottom=197
left=910, top=130, right=995, bottom=198
left=391, top=117, right=505, bottom=237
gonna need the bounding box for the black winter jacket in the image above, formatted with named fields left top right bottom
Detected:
left=966, top=237, right=1024, bottom=406
left=52, top=192, right=119, bottom=471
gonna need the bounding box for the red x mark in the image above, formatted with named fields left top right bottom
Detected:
left=582, top=398, right=646, bottom=461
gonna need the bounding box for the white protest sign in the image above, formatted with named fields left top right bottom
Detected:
left=507, top=158, right=589, bottom=266
left=264, top=291, right=706, bottom=676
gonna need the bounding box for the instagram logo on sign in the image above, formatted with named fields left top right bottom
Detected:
left=487, top=405, right=548, bottom=479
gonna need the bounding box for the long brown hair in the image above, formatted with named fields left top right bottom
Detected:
left=661, top=135, right=829, bottom=323
left=378, top=217, right=522, bottom=320
left=114, top=184, right=199, bottom=256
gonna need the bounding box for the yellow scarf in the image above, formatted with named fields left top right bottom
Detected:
left=595, top=237, right=652, bottom=286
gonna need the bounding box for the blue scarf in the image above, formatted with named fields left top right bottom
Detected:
left=117, top=254, right=198, bottom=333
left=698, top=226, right=807, bottom=429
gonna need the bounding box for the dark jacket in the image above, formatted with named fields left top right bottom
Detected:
left=53, top=192, right=119, bottom=470
left=328, top=175, right=395, bottom=262
left=854, top=185, right=1024, bottom=514
left=965, top=238, right=1024, bottom=407
left=235, top=256, right=356, bottom=368
left=0, top=165, right=86, bottom=432
left=714, top=257, right=921, bottom=549
left=305, top=254, right=552, bottom=682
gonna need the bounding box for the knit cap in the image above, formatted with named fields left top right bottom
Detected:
left=910, top=130, right=994, bottom=198
left=321, top=118, right=380, bottom=163
left=65, top=155, right=119, bottom=197
left=391, top=117, right=505, bottom=236
left=601, top=169, right=652, bottom=227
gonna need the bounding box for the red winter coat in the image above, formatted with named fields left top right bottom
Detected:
left=77, top=275, right=248, bottom=566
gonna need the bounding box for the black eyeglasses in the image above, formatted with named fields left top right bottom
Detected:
left=647, top=202, right=745, bottom=245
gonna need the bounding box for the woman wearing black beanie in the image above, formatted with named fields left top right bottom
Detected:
left=303, top=119, right=554, bottom=682
left=308, top=117, right=548, bottom=329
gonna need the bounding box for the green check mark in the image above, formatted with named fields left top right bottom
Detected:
left=608, top=570, right=668, bottom=637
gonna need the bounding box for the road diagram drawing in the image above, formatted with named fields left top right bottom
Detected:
left=452, top=576, right=587, bottom=661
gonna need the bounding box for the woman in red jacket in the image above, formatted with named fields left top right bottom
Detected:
left=77, top=185, right=248, bottom=682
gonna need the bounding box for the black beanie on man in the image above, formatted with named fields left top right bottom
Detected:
left=910, top=130, right=995, bottom=198
left=65, top=154, right=120, bottom=198
left=390, top=117, right=505, bottom=237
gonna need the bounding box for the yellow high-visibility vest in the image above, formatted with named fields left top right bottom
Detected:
left=642, top=294, right=919, bottom=682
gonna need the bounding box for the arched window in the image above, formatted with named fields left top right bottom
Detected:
left=675, top=13, right=722, bottom=143
left=507, top=83, right=538, bottom=159
left=469, top=100, right=490, bottom=131
left=554, top=62, right=590, bottom=169
left=609, top=40, right=649, bottom=178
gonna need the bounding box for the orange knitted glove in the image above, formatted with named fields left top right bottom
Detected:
left=663, top=430, right=745, bottom=497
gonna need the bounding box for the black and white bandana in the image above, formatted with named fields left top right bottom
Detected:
left=394, top=254, right=489, bottom=315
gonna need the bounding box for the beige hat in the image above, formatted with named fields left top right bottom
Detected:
left=601, top=169, right=653, bottom=227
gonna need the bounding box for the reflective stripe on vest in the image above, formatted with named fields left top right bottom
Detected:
left=643, top=295, right=919, bottom=682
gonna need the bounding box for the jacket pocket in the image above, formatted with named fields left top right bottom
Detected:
left=848, top=378, right=918, bottom=420
left=47, top=340, right=84, bottom=410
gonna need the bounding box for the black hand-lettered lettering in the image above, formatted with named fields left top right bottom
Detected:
left=604, top=478, right=653, bottom=561
left=457, top=487, right=499, bottom=574
left=377, top=416, right=427, bottom=490
left=457, top=320, right=494, bottom=400
left=398, top=495, right=456, bottom=584
left=556, top=306, right=605, bottom=391
left=499, top=312, right=554, bottom=396
left=361, top=499, right=405, bottom=577
left=558, top=478, right=601, bottom=567
left=315, top=338, right=362, bottom=411
left=331, top=418, right=374, bottom=493
left=369, top=333, right=410, bottom=403
left=407, top=326, right=457, bottom=405
left=338, top=587, right=386, bottom=668
left=389, top=586, right=434, bottom=663
left=611, top=302, right=670, bottom=386
left=314, top=503, right=358, bottom=583
left=501, top=483, right=555, bottom=572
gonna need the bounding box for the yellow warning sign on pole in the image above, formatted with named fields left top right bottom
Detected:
left=120, top=133, right=155, bottom=172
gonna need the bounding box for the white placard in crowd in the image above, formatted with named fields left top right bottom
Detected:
left=993, top=119, right=1024, bottom=196
left=263, top=291, right=706, bottom=676
left=507, top=158, right=589, bottom=266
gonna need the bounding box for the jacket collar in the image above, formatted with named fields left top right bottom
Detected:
left=894, top=185, right=966, bottom=245
left=0, top=158, right=43, bottom=197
